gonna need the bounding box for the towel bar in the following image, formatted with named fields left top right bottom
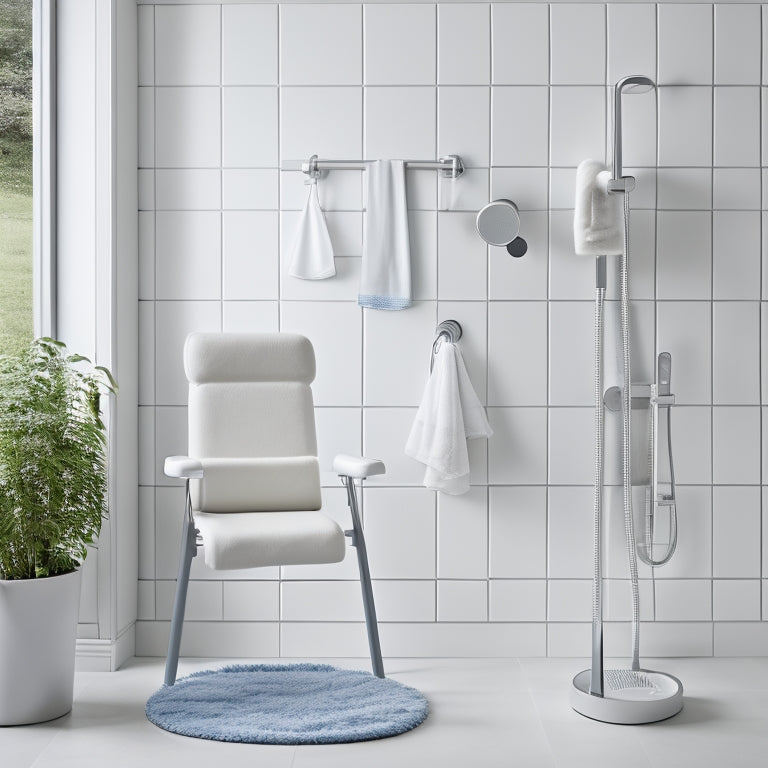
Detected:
left=299, top=154, right=465, bottom=179
left=430, top=320, right=463, bottom=372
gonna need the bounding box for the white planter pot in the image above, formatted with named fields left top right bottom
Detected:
left=0, top=568, right=82, bottom=725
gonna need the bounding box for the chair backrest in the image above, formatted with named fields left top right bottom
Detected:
left=184, top=333, right=321, bottom=513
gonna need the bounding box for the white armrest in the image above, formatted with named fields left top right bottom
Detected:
left=333, top=454, right=386, bottom=480
left=164, top=455, right=204, bottom=479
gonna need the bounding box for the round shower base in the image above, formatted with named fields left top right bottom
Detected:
left=570, top=669, right=683, bottom=725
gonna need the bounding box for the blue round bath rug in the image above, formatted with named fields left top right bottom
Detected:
left=145, top=663, right=428, bottom=744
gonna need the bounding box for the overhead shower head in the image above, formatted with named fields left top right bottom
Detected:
left=610, top=75, right=656, bottom=193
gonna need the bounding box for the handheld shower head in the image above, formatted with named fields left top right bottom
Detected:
left=610, top=75, right=656, bottom=193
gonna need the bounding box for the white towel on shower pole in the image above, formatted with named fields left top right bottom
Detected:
left=288, top=179, right=336, bottom=280
left=574, top=159, right=623, bottom=257
left=359, top=159, right=411, bottom=310
left=406, top=341, right=492, bottom=495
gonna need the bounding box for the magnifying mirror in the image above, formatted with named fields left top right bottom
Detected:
left=476, top=199, right=528, bottom=258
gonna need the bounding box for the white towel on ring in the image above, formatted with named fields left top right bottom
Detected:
left=405, top=341, right=492, bottom=495
left=289, top=180, right=336, bottom=280
left=359, top=159, right=411, bottom=310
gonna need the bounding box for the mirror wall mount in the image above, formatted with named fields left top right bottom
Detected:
left=475, top=199, right=528, bottom=258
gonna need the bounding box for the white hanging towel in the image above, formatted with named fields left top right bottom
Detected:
left=574, top=159, right=623, bottom=257
left=406, top=342, right=493, bottom=495
left=288, top=180, right=336, bottom=280
left=359, top=160, right=411, bottom=310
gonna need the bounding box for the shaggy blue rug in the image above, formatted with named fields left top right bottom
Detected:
left=145, top=663, right=428, bottom=744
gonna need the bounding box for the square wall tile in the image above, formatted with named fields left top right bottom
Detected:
left=656, top=168, right=712, bottom=211
left=438, top=87, right=490, bottom=168
left=156, top=580, right=222, bottom=622
left=658, top=86, right=713, bottom=167
left=714, top=87, right=760, bottom=167
left=223, top=581, right=279, bottom=622
left=223, top=169, right=279, bottom=211
left=364, top=488, right=436, bottom=579
left=653, top=486, right=712, bottom=579
left=550, top=4, right=605, bottom=85
left=222, top=301, right=279, bottom=334
left=547, top=486, right=593, bottom=579
left=604, top=579, right=654, bottom=622
left=155, top=169, right=220, bottom=211
left=714, top=623, right=768, bottom=655
left=154, top=411, right=188, bottom=487
left=222, top=211, right=279, bottom=301
left=548, top=302, right=593, bottom=407
left=487, top=408, right=547, bottom=485
left=549, top=210, right=595, bottom=301
left=138, top=302, right=154, bottom=406
left=713, top=486, right=762, bottom=578
left=372, top=580, right=435, bottom=622
left=280, top=302, right=362, bottom=406
left=547, top=580, right=591, bottom=622
left=492, top=87, right=549, bottom=166
left=364, top=3, right=434, bottom=85
left=550, top=87, right=606, bottom=167
left=363, top=407, right=425, bottom=486
left=281, top=87, right=362, bottom=163
left=364, top=300, right=436, bottom=406
left=492, top=3, right=549, bottom=85
left=138, top=488, right=155, bottom=580
left=489, top=486, right=547, bottom=578
left=155, top=87, right=220, bottom=168
left=365, top=87, right=436, bottom=160
left=671, top=407, right=712, bottom=485
left=437, top=581, right=487, bottom=622
left=437, top=168, right=489, bottom=213
left=281, top=581, right=362, bottom=622
left=713, top=302, right=760, bottom=404
left=657, top=301, right=712, bottom=405
left=437, top=212, right=487, bottom=300
left=155, top=212, right=221, bottom=301
left=410, top=211, right=437, bottom=299
left=656, top=211, right=712, bottom=300
left=155, top=301, right=221, bottom=406
left=438, top=487, right=488, bottom=579
left=155, top=5, right=220, bottom=86
left=314, top=407, right=361, bottom=485
left=489, top=580, right=546, bottom=621
left=137, top=5, right=154, bottom=87
left=548, top=408, right=594, bottom=485
left=658, top=3, right=713, bottom=85
left=138, top=406, right=155, bottom=487
left=607, top=3, right=656, bottom=86
left=138, top=212, right=154, bottom=300
left=222, top=88, right=278, bottom=168
left=713, top=169, right=761, bottom=210
left=222, top=4, right=277, bottom=85
left=438, top=4, right=489, bottom=85
left=280, top=4, right=361, bottom=85
left=489, top=211, right=548, bottom=300
left=492, top=168, right=548, bottom=211
left=137, top=580, right=154, bottom=621
left=488, top=302, right=547, bottom=406
left=655, top=580, right=712, bottom=621
left=712, top=579, right=761, bottom=621
left=138, top=88, right=154, bottom=168
left=715, top=3, right=761, bottom=85
left=712, top=407, right=761, bottom=484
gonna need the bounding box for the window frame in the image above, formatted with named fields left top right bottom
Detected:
left=32, top=0, right=56, bottom=338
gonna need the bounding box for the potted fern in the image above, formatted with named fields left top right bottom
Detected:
left=0, top=338, right=115, bottom=724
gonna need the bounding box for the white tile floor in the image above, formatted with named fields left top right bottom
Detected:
left=3, top=657, right=768, bottom=768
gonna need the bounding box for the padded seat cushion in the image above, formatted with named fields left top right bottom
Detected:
left=194, top=510, right=345, bottom=570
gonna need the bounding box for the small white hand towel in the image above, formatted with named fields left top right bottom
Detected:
left=406, top=342, right=493, bottom=495
left=359, top=160, right=411, bottom=310
left=288, top=180, right=336, bottom=280
left=574, top=159, right=623, bottom=257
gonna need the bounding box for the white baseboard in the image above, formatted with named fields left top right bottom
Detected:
left=76, top=623, right=136, bottom=672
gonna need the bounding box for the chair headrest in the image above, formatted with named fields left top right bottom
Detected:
left=184, top=333, right=316, bottom=384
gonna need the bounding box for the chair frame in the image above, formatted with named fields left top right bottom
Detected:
left=163, top=470, right=384, bottom=686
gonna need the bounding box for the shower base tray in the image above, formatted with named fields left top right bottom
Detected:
left=570, top=669, right=683, bottom=725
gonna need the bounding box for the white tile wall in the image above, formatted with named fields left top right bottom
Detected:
left=137, top=3, right=768, bottom=659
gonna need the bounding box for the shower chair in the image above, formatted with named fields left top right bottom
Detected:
left=162, top=332, right=385, bottom=685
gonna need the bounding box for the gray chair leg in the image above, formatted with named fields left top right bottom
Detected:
left=164, top=484, right=198, bottom=686
left=343, top=476, right=385, bottom=678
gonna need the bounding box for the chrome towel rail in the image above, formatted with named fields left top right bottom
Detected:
left=300, top=154, right=465, bottom=179
left=430, top=320, right=463, bottom=373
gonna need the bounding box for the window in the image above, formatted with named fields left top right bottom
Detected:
left=0, top=0, right=54, bottom=354
left=0, top=0, right=33, bottom=354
